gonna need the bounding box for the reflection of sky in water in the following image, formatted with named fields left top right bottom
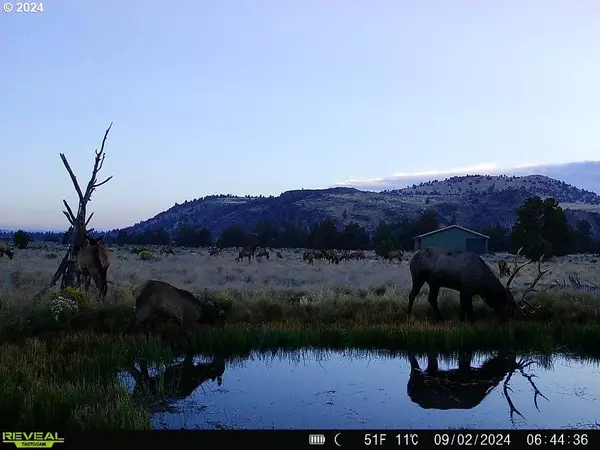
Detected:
left=119, top=351, right=600, bottom=430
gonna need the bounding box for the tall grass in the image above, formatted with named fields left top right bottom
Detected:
left=0, top=333, right=173, bottom=429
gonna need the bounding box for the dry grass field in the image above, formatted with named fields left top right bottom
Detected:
left=1, top=243, right=600, bottom=430
left=1, top=243, right=598, bottom=323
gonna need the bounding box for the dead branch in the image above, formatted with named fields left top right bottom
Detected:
left=32, top=123, right=114, bottom=304
left=31, top=252, right=70, bottom=303
left=551, top=276, right=598, bottom=291
left=62, top=199, right=77, bottom=224
left=60, top=154, right=85, bottom=202
left=62, top=211, right=74, bottom=225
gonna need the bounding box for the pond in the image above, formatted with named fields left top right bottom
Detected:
left=119, top=349, right=600, bottom=430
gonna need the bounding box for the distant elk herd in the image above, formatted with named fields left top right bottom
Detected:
left=0, top=232, right=555, bottom=332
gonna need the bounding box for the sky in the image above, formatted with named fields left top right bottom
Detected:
left=1, top=1, right=600, bottom=231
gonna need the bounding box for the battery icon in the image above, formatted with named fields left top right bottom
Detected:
left=309, top=434, right=326, bottom=445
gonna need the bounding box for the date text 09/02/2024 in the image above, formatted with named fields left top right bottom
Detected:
left=360, top=431, right=593, bottom=447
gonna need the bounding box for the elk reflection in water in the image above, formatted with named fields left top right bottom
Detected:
left=406, top=351, right=549, bottom=421
left=126, top=353, right=226, bottom=412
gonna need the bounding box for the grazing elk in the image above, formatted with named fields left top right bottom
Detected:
left=236, top=244, right=259, bottom=263
left=406, top=351, right=548, bottom=419
left=349, top=250, right=366, bottom=260
left=256, top=247, right=270, bottom=260
left=322, top=249, right=340, bottom=264
left=498, top=260, right=511, bottom=277
left=75, top=235, right=110, bottom=299
left=0, top=243, right=14, bottom=259
left=160, top=246, right=175, bottom=256
left=383, top=249, right=403, bottom=263
left=208, top=247, right=221, bottom=256
left=127, top=353, right=226, bottom=411
left=407, top=247, right=551, bottom=322
left=303, top=250, right=315, bottom=264
left=125, top=280, right=225, bottom=335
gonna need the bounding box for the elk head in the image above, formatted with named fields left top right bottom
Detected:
left=85, top=234, right=104, bottom=246
left=504, top=248, right=553, bottom=315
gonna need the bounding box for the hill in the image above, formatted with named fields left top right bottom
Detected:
left=113, top=174, right=600, bottom=238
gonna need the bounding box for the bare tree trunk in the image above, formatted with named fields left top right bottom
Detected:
left=32, top=123, right=114, bottom=305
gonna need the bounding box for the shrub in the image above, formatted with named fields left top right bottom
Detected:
left=139, top=251, right=154, bottom=261
left=53, top=287, right=92, bottom=309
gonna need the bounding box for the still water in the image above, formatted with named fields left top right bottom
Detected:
left=119, top=349, right=600, bottom=430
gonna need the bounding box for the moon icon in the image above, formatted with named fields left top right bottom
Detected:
left=334, top=433, right=342, bottom=447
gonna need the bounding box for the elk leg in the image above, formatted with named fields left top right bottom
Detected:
left=407, top=354, right=421, bottom=372
left=426, top=285, right=443, bottom=321
left=426, top=353, right=439, bottom=374
left=407, top=275, right=427, bottom=315
left=459, top=292, right=474, bottom=323
left=82, top=271, right=92, bottom=291
left=458, top=351, right=474, bottom=372
left=90, top=270, right=103, bottom=296
left=99, top=267, right=108, bottom=299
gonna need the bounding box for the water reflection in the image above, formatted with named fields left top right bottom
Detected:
left=125, top=353, right=227, bottom=412
left=119, top=349, right=600, bottom=429
left=406, top=351, right=548, bottom=421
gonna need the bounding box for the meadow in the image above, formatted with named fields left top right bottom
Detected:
left=1, top=243, right=600, bottom=429
left=1, top=243, right=599, bottom=330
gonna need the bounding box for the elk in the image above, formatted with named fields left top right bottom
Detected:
left=321, top=249, right=340, bottom=264
left=275, top=251, right=283, bottom=259
left=208, top=247, right=221, bottom=256
left=256, top=247, right=270, bottom=259
left=383, top=249, right=403, bottom=263
left=236, top=244, right=258, bottom=263
left=127, top=353, right=226, bottom=411
left=302, top=250, right=315, bottom=264
left=498, top=260, right=511, bottom=277
left=407, top=247, right=551, bottom=322
left=75, top=235, right=110, bottom=299
left=160, top=246, right=175, bottom=256
left=349, top=250, right=365, bottom=260
left=0, top=243, right=14, bottom=259
left=406, top=351, right=548, bottom=418
left=125, top=280, right=225, bottom=335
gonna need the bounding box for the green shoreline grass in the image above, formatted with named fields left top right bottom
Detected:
left=2, top=289, right=600, bottom=430
left=2, top=287, right=600, bottom=341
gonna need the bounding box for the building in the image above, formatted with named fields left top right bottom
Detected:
left=413, top=225, right=489, bottom=255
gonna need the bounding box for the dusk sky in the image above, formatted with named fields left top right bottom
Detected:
left=2, top=1, right=599, bottom=231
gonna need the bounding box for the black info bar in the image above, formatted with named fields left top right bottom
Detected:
left=14, top=429, right=597, bottom=449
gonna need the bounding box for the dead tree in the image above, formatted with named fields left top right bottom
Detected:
left=32, top=123, right=114, bottom=305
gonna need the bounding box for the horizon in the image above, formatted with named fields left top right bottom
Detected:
left=3, top=1, right=600, bottom=231
left=2, top=168, right=599, bottom=234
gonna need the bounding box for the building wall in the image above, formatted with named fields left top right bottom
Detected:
left=414, top=227, right=489, bottom=255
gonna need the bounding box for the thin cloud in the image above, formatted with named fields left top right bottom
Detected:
left=334, top=160, right=600, bottom=192
left=336, top=162, right=505, bottom=189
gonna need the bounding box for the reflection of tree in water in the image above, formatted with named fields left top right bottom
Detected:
left=406, top=351, right=549, bottom=422
left=127, top=353, right=227, bottom=412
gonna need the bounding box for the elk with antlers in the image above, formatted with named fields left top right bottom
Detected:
left=406, top=351, right=549, bottom=420
left=406, top=247, right=552, bottom=322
